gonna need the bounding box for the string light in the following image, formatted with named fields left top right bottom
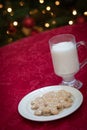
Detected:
left=42, top=10, right=46, bottom=14
left=55, top=1, right=60, bottom=6
left=29, top=9, right=38, bottom=15
left=68, top=20, right=74, bottom=25
left=19, top=1, right=24, bottom=6
left=50, top=12, right=54, bottom=16
left=52, top=20, right=56, bottom=25
left=0, top=4, right=3, bottom=8
left=46, top=6, right=51, bottom=11
left=13, top=21, right=18, bottom=26
left=6, top=30, right=10, bottom=34
left=72, top=9, right=77, bottom=15
left=7, top=7, right=12, bottom=13
left=44, top=23, right=50, bottom=28
left=84, top=11, right=87, bottom=16
left=39, top=0, right=44, bottom=4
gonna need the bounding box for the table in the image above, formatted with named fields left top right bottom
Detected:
left=0, top=23, right=87, bottom=130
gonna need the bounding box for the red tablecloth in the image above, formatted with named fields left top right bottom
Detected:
left=0, top=23, right=87, bottom=130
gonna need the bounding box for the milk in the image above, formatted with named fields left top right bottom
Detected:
left=51, top=41, right=79, bottom=78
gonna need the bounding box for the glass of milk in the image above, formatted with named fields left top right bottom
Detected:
left=49, top=34, right=87, bottom=89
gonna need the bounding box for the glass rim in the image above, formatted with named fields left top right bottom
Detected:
left=49, top=34, right=76, bottom=44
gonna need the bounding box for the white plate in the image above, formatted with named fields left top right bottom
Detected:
left=18, top=85, right=83, bottom=122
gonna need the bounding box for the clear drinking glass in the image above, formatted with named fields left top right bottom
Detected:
left=49, top=34, right=87, bottom=89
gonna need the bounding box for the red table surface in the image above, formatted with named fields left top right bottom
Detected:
left=0, top=23, right=87, bottom=130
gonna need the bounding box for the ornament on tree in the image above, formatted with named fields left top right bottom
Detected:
left=7, top=23, right=17, bottom=35
left=22, top=27, right=32, bottom=36
left=22, top=27, right=39, bottom=36
left=76, top=16, right=86, bottom=24
left=22, top=16, right=35, bottom=28
left=22, top=16, right=42, bottom=36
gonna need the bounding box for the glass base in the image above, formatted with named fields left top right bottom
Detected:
left=61, top=79, right=83, bottom=89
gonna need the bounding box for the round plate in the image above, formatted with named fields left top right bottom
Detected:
left=18, top=85, right=83, bottom=122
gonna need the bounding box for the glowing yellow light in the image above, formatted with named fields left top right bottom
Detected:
left=39, top=0, right=44, bottom=4
left=44, top=23, right=50, bottom=28
left=29, top=11, right=32, bottom=15
left=72, top=9, right=77, bottom=15
left=13, top=21, right=18, bottom=26
left=55, top=1, right=60, bottom=6
left=6, top=30, right=10, bottom=34
left=42, top=10, right=46, bottom=14
left=46, top=6, right=51, bottom=11
left=29, top=9, right=38, bottom=15
left=84, top=11, right=87, bottom=16
left=19, top=1, right=24, bottom=6
left=50, top=12, right=54, bottom=16
left=68, top=20, right=74, bottom=25
left=0, top=4, right=3, bottom=8
left=52, top=20, right=56, bottom=25
left=7, top=7, right=12, bottom=13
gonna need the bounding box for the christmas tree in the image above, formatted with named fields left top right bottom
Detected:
left=0, top=0, right=87, bottom=47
